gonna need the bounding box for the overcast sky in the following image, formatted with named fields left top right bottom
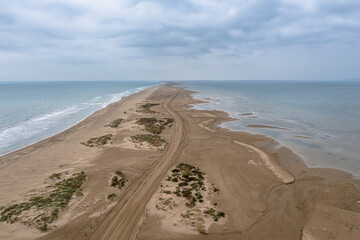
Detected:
left=0, top=0, right=359, bottom=81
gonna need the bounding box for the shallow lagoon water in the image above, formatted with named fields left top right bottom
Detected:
left=180, top=80, right=360, bottom=176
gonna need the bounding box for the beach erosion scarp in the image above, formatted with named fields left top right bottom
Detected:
left=0, top=84, right=359, bottom=240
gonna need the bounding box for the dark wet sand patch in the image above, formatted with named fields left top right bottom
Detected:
left=238, top=113, right=253, bottom=116
left=246, top=124, right=288, bottom=130
left=295, top=135, right=313, bottom=139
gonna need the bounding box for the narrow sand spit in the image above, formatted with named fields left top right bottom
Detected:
left=1, top=84, right=360, bottom=240
left=233, top=140, right=295, bottom=184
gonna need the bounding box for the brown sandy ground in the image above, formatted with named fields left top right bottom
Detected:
left=0, top=84, right=360, bottom=240
left=0, top=86, right=171, bottom=239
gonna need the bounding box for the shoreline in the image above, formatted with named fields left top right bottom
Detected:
left=0, top=84, right=157, bottom=159
left=0, top=84, right=156, bottom=160
left=1, top=82, right=356, bottom=179
left=185, top=86, right=359, bottom=178
left=1, top=84, right=360, bottom=240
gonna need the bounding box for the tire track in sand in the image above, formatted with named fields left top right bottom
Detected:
left=91, top=88, right=188, bottom=240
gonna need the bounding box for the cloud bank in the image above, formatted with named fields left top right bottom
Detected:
left=0, top=0, right=359, bottom=80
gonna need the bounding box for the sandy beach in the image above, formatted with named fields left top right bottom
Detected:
left=1, top=84, right=360, bottom=240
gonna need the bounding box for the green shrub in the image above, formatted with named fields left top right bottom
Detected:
left=106, top=118, right=123, bottom=128
left=81, top=134, right=112, bottom=147
left=110, top=171, right=126, bottom=189
left=49, top=173, right=61, bottom=179
left=217, top=211, right=225, bottom=217
left=39, top=223, right=48, bottom=232
left=178, top=182, right=188, bottom=187
left=107, top=194, right=117, bottom=201
left=204, top=208, right=225, bottom=221
left=185, top=196, right=196, bottom=208
left=136, top=103, right=159, bottom=113
left=181, top=189, right=192, bottom=198
left=130, top=134, right=166, bottom=147
left=135, top=117, right=174, bottom=134
left=0, top=172, right=86, bottom=231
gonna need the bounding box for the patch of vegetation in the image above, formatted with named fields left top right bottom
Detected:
left=130, top=134, right=167, bottom=147
left=107, top=193, right=117, bottom=201
left=204, top=208, right=225, bottom=221
left=181, top=210, right=193, bottom=218
left=136, top=118, right=163, bottom=134
left=49, top=173, right=62, bottom=179
left=163, top=118, right=174, bottom=126
left=163, top=163, right=226, bottom=224
left=81, top=134, right=112, bottom=147
left=165, top=163, right=207, bottom=208
left=0, top=172, right=86, bottom=231
left=105, top=118, right=123, bottom=128
left=111, top=171, right=126, bottom=189
left=136, top=103, right=159, bottom=113
left=136, top=117, right=174, bottom=134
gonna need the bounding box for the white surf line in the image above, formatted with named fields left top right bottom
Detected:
left=234, top=141, right=295, bottom=184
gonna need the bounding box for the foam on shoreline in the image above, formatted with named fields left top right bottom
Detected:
left=0, top=84, right=155, bottom=157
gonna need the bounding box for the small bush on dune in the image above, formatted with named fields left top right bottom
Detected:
left=136, top=117, right=174, bottom=134
left=81, top=134, right=112, bottom=147
left=161, top=163, right=226, bottom=222
left=0, top=172, right=86, bottom=231
left=106, top=118, right=123, bottom=128
left=130, top=134, right=167, bottom=147
left=107, top=194, right=117, bottom=201
left=136, top=103, right=159, bottom=113
left=110, top=171, right=126, bottom=189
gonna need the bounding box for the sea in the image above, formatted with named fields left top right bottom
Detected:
left=0, top=81, right=157, bottom=156
left=179, top=80, right=360, bottom=176
left=1, top=80, right=359, bottom=176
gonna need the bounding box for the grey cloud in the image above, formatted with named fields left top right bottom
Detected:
left=1, top=0, right=359, bottom=57
left=0, top=0, right=359, bottom=81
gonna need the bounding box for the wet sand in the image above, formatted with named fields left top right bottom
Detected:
left=1, top=84, right=360, bottom=240
left=245, top=124, right=289, bottom=130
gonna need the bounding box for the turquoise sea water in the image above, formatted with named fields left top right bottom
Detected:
left=180, top=81, right=360, bottom=176
left=0, top=81, right=157, bottom=156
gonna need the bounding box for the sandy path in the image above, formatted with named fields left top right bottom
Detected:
left=90, top=88, right=188, bottom=240
left=233, top=141, right=294, bottom=183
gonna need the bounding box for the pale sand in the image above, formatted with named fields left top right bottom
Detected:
left=198, top=119, right=215, bottom=133
left=233, top=141, right=294, bottom=184
left=0, top=84, right=359, bottom=240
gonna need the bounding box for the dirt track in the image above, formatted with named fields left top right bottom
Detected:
left=91, top=87, right=188, bottom=240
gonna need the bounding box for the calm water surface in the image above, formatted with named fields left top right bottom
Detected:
left=180, top=80, right=360, bottom=176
